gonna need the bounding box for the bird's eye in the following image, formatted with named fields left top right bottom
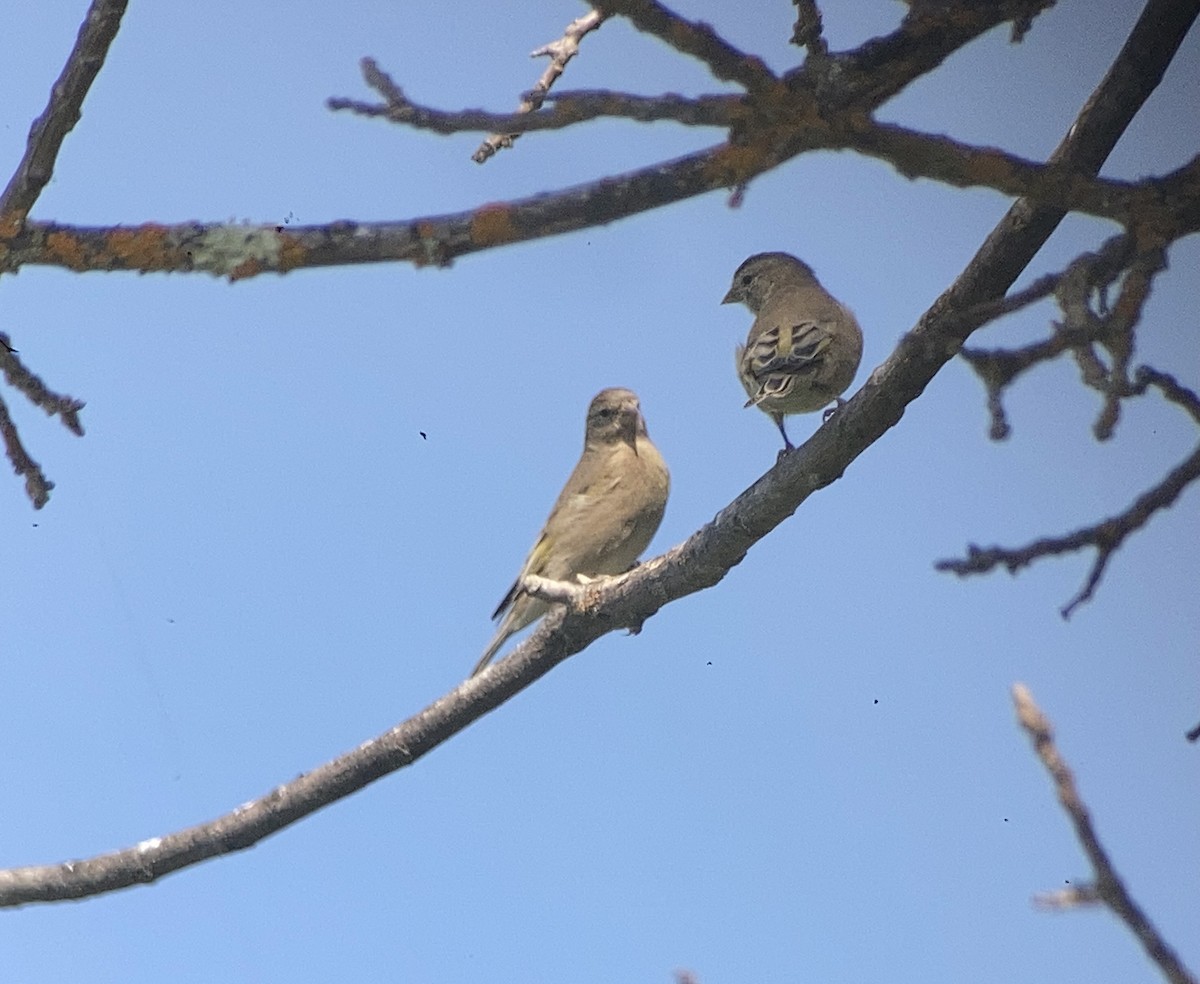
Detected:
left=740, top=274, right=753, bottom=286
left=597, top=408, right=613, bottom=418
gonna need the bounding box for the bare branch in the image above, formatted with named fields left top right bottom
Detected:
left=0, top=333, right=86, bottom=436
left=593, top=0, right=777, bottom=91
left=960, top=234, right=1136, bottom=439
left=0, top=0, right=1194, bottom=902
left=0, top=0, right=128, bottom=230
left=13, top=128, right=1196, bottom=282
left=329, top=70, right=738, bottom=133
left=8, top=139, right=810, bottom=278
left=798, top=0, right=1056, bottom=108
left=0, top=393, right=54, bottom=509
left=473, top=9, right=608, bottom=163
left=1013, top=685, right=1198, bottom=984
left=838, top=118, right=1163, bottom=228
left=938, top=369, right=1200, bottom=617
left=790, top=0, right=828, bottom=58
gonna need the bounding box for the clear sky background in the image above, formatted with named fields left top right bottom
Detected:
left=3, top=2, right=1197, bottom=982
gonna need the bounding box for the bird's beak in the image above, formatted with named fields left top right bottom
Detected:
left=720, top=287, right=737, bottom=305
left=626, top=406, right=644, bottom=453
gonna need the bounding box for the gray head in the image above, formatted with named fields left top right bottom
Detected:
left=721, top=252, right=818, bottom=311
left=585, top=387, right=645, bottom=449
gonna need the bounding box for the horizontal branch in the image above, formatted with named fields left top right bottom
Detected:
left=1013, top=685, right=1198, bottom=984
left=10, top=125, right=1196, bottom=283
left=4, top=139, right=799, bottom=277
left=329, top=66, right=738, bottom=132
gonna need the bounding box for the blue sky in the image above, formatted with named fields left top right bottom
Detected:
left=3, top=2, right=1197, bottom=982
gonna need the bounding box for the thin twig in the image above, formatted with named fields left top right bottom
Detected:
left=0, top=0, right=128, bottom=229
left=0, top=393, right=54, bottom=509
left=1013, top=685, right=1197, bottom=984
left=790, top=0, right=828, bottom=57
left=0, top=333, right=86, bottom=436
left=959, top=234, right=1135, bottom=439
left=938, top=447, right=1200, bottom=617
left=938, top=366, right=1200, bottom=617
left=330, top=69, right=738, bottom=132
left=473, top=9, right=607, bottom=163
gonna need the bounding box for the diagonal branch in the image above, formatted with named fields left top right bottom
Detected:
left=799, top=0, right=1056, bottom=109
left=0, top=392, right=54, bottom=509
left=960, top=234, right=1137, bottom=440
left=1013, top=685, right=1198, bottom=984
left=473, top=9, right=608, bottom=163
left=0, top=332, right=86, bottom=437
left=0, top=0, right=128, bottom=232
left=593, top=0, right=777, bottom=91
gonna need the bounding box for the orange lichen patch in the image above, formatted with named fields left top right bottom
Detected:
left=469, top=204, right=520, bottom=247
left=45, top=230, right=90, bottom=271
left=0, top=210, right=28, bottom=238
left=703, top=142, right=774, bottom=186
left=229, top=257, right=264, bottom=282
left=107, top=225, right=175, bottom=271
left=275, top=234, right=307, bottom=272
left=969, top=151, right=1018, bottom=188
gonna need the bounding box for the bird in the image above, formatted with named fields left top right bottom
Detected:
left=471, top=387, right=670, bottom=677
left=722, top=252, right=863, bottom=450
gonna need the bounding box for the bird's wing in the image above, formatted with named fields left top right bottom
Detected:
left=490, top=454, right=626, bottom=621
left=744, top=319, right=833, bottom=379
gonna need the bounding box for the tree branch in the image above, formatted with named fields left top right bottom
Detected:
left=593, top=0, right=777, bottom=92
left=329, top=66, right=739, bottom=132
left=0, top=332, right=86, bottom=437
left=937, top=368, right=1200, bottom=618
left=0, top=0, right=128, bottom=233
left=1013, top=685, right=1198, bottom=984
left=0, top=393, right=54, bottom=509
left=960, top=234, right=1136, bottom=440
left=472, top=9, right=608, bottom=164
left=0, top=0, right=1193, bottom=904
left=790, top=0, right=828, bottom=58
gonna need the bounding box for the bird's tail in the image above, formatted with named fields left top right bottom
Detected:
left=470, top=624, right=510, bottom=677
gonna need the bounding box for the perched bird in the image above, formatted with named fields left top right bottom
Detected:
left=722, top=252, right=863, bottom=450
left=471, top=387, right=670, bottom=677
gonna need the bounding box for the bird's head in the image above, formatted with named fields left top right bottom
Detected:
left=586, top=387, right=644, bottom=450
left=722, top=251, right=817, bottom=310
